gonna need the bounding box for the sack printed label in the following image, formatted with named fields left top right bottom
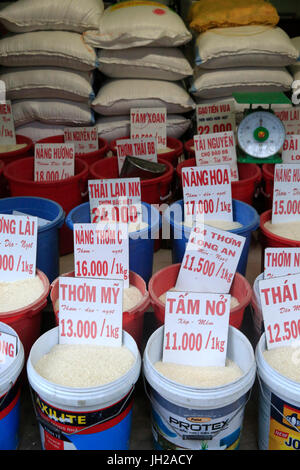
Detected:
left=34, top=143, right=75, bottom=182
left=0, top=100, right=16, bottom=144
left=194, top=131, right=238, bottom=181
left=196, top=102, right=236, bottom=136
left=64, top=126, right=98, bottom=155
left=264, top=248, right=300, bottom=279
left=131, top=107, right=167, bottom=149
left=282, top=135, right=300, bottom=163
left=116, top=137, right=157, bottom=174
left=267, top=393, right=300, bottom=450
left=0, top=331, right=17, bottom=371
left=58, top=276, right=123, bottom=346
left=0, top=214, right=37, bottom=280
left=275, top=107, right=300, bottom=135
left=272, top=163, right=300, bottom=224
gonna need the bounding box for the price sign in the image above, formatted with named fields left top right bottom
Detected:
left=0, top=214, right=37, bottom=280
left=196, top=101, right=236, bottom=136
left=88, top=178, right=142, bottom=225
left=0, top=100, right=16, bottom=144
left=264, top=248, right=300, bottom=279
left=0, top=330, right=17, bottom=372
left=259, top=273, right=300, bottom=350
left=176, top=224, right=245, bottom=294
left=0, top=81, right=5, bottom=104
left=64, top=126, right=98, bottom=155
left=116, top=137, right=157, bottom=174
left=163, top=291, right=230, bottom=367
left=182, top=165, right=233, bottom=224
left=281, top=135, right=300, bottom=163
left=34, top=143, right=75, bottom=182
left=59, top=277, right=123, bottom=347
left=275, top=107, right=300, bottom=135
left=272, top=164, right=300, bottom=224
left=74, top=222, right=129, bottom=288
left=194, top=131, right=238, bottom=181
left=131, top=107, right=167, bottom=149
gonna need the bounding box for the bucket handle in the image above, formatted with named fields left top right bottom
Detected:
left=30, top=384, right=135, bottom=438
left=160, top=189, right=172, bottom=203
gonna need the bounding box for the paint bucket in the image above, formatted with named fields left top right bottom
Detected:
left=27, top=326, right=141, bottom=450
left=50, top=270, right=150, bottom=351
left=0, top=269, right=49, bottom=360
left=250, top=273, right=264, bottom=344
left=36, top=135, right=109, bottom=175
left=261, top=164, right=274, bottom=210
left=143, top=325, right=256, bottom=450
left=0, top=322, right=24, bottom=450
left=90, top=156, right=174, bottom=205
left=163, top=199, right=260, bottom=276
left=148, top=263, right=252, bottom=330
left=4, top=156, right=89, bottom=256
left=65, top=201, right=161, bottom=284
left=256, top=333, right=300, bottom=450
left=176, top=159, right=262, bottom=206
left=0, top=135, right=33, bottom=166
left=0, top=196, right=65, bottom=283
left=109, top=136, right=183, bottom=167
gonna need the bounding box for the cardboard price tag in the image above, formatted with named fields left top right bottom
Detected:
left=275, top=107, right=300, bottom=135
left=182, top=165, right=233, bottom=224
left=259, top=273, right=300, bottom=350
left=272, top=164, right=300, bottom=224
left=176, top=224, right=245, bottom=294
left=34, top=143, right=75, bottom=182
left=264, top=248, right=300, bottom=279
left=130, top=107, right=167, bottom=149
left=116, top=137, right=157, bottom=174
left=0, top=100, right=16, bottom=144
left=196, top=101, right=236, bottom=136
left=0, top=330, right=17, bottom=372
left=88, top=178, right=142, bottom=225
left=194, top=131, right=238, bottom=181
left=59, top=277, right=123, bottom=347
left=163, top=291, right=230, bottom=367
left=281, top=135, right=300, bottom=163
left=0, top=214, right=37, bottom=281
left=73, top=222, right=129, bottom=288
left=64, top=126, right=98, bottom=155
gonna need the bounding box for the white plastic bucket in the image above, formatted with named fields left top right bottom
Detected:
left=256, top=333, right=300, bottom=450
left=251, top=273, right=264, bottom=342
left=143, top=325, right=256, bottom=450
left=27, top=327, right=141, bottom=450
left=0, top=321, right=24, bottom=450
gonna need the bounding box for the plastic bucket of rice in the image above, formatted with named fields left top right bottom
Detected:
left=143, top=325, right=256, bottom=450
left=0, top=269, right=50, bottom=360
left=50, top=271, right=150, bottom=351
left=256, top=333, right=300, bottom=450
left=0, top=322, right=24, bottom=450
left=260, top=210, right=300, bottom=256
left=0, top=135, right=33, bottom=166
left=65, top=201, right=161, bottom=284
left=148, top=263, right=252, bottom=330
left=163, top=199, right=260, bottom=276
left=26, top=326, right=141, bottom=450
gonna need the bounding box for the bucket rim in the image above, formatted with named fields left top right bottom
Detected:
left=260, top=209, right=300, bottom=246
left=0, top=322, right=24, bottom=395
left=262, top=163, right=274, bottom=179
left=0, top=135, right=33, bottom=160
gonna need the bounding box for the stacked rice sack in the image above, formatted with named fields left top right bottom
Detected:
left=289, top=38, right=300, bottom=105
left=187, top=0, right=299, bottom=120
left=83, top=1, right=196, bottom=143
left=0, top=0, right=104, bottom=142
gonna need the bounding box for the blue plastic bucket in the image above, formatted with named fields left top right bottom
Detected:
left=163, top=199, right=259, bottom=276
left=0, top=196, right=65, bottom=283
left=0, top=322, right=24, bottom=450
left=65, top=201, right=161, bottom=284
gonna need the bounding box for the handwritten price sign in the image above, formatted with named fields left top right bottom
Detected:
left=131, top=107, right=167, bottom=149
left=196, top=101, right=236, bottom=136
left=0, top=330, right=17, bottom=372
left=0, top=101, right=16, bottom=144
left=163, top=291, right=230, bottom=367
left=34, top=143, right=75, bottom=182
left=272, top=164, right=300, bottom=224
left=0, top=214, right=37, bottom=281
left=264, top=248, right=300, bottom=279
left=64, top=126, right=98, bottom=155
left=116, top=137, right=157, bottom=174
left=59, top=277, right=123, bottom=346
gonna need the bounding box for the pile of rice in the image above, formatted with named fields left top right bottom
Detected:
left=0, top=275, right=45, bottom=312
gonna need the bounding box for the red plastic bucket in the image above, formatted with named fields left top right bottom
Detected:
left=176, top=158, right=262, bottom=205
left=0, top=135, right=33, bottom=166
left=262, top=163, right=274, bottom=210
left=4, top=156, right=89, bottom=255
left=90, top=155, right=174, bottom=205
left=0, top=269, right=50, bottom=360
left=148, top=263, right=252, bottom=330
left=37, top=134, right=109, bottom=173
left=260, top=209, right=300, bottom=249
left=50, top=270, right=151, bottom=351
left=109, top=136, right=183, bottom=167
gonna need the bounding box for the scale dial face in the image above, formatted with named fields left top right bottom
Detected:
left=237, top=111, right=286, bottom=158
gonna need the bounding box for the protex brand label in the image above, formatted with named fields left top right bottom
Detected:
left=148, top=384, right=246, bottom=450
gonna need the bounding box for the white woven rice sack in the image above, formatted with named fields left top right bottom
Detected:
left=83, top=1, right=192, bottom=49
left=190, top=67, right=294, bottom=99
left=195, top=26, right=299, bottom=69
left=12, top=99, right=95, bottom=127
left=0, top=67, right=95, bottom=103
left=0, top=31, right=98, bottom=71
left=95, top=114, right=191, bottom=142
left=15, top=121, right=66, bottom=142
left=92, top=79, right=195, bottom=115
left=0, top=0, right=104, bottom=33
left=98, top=47, right=193, bottom=81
